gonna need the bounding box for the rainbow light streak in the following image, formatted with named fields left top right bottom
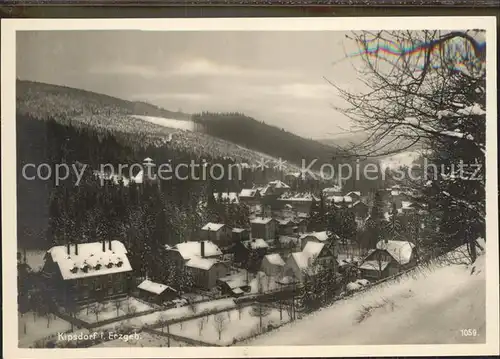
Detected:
left=348, top=36, right=486, bottom=72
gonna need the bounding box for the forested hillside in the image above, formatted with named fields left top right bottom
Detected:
left=193, top=112, right=349, bottom=169
left=16, top=81, right=384, bottom=250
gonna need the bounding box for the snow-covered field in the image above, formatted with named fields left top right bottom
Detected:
left=91, top=297, right=237, bottom=331
left=76, top=297, right=155, bottom=324
left=93, top=332, right=190, bottom=348
left=248, top=253, right=486, bottom=345
left=19, top=312, right=73, bottom=348
left=378, top=151, right=423, bottom=171
left=167, top=305, right=290, bottom=346
left=130, top=115, right=196, bottom=131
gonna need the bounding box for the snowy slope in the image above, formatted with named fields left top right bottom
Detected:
left=248, top=252, right=486, bottom=345
left=378, top=151, right=423, bottom=171
left=130, top=115, right=197, bottom=131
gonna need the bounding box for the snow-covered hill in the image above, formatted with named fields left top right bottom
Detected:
left=247, top=246, right=486, bottom=345
left=130, top=115, right=197, bottom=131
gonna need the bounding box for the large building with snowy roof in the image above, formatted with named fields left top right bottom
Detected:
left=41, top=240, right=133, bottom=305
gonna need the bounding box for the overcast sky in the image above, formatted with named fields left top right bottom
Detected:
left=17, top=31, right=366, bottom=138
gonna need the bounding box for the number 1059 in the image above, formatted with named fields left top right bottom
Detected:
left=460, top=329, right=478, bottom=336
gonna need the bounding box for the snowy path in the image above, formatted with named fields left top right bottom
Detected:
left=248, top=255, right=486, bottom=345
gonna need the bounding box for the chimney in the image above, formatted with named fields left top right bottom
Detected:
left=67, top=243, right=70, bottom=255
left=200, top=241, right=205, bottom=258
left=102, top=240, right=106, bottom=252
left=75, top=243, right=79, bottom=256
left=108, top=240, right=112, bottom=251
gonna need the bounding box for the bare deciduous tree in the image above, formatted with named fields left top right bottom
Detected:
left=113, top=299, right=123, bottom=317
left=156, top=313, right=168, bottom=333
left=327, top=30, right=486, bottom=261
left=90, top=303, right=104, bottom=323
left=212, top=313, right=227, bottom=341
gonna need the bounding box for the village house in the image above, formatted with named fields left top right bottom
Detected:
left=260, top=253, right=286, bottom=277
left=186, top=257, right=230, bottom=290
left=277, top=218, right=295, bottom=235
left=349, top=200, right=370, bottom=219
left=213, top=192, right=240, bottom=205
left=267, top=180, right=291, bottom=196
left=232, top=228, right=250, bottom=243
left=137, top=279, right=178, bottom=305
left=41, top=240, right=133, bottom=306
left=277, top=192, right=320, bottom=214
left=345, top=191, right=362, bottom=202
left=327, top=195, right=353, bottom=208
left=322, top=186, right=342, bottom=197
left=133, top=157, right=160, bottom=186
left=164, top=240, right=229, bottom=290
left=250, top=217, right=277, bottom=241
left=282, top=241, right=337, bottom=283
left=164, top=240, right=223, bottom=270
left=300, top=231, right=331, bottom=250
left=276, top=235, right=302, bottom=254
left=292, top=217, right=308, bottom=234
left=359, top=240, right=416, bottom=280
left=233, top=238, right=270, bottom=271
left=200, top=222, right=232, bottom=248
left=238, top=188, right=261, bottom=206
left=400, top=201, right=417, bottom=215
left=217, top=272, right=251, bottom=297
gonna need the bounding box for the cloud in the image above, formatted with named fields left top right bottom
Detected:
left=88, top=64, right=162, bottom=78
left=130, top=92, right=209, bottom=101
left=171, top=58, right=294, bottom=78
left=89, top=58, right=298, bottom=79
left=272, top=83, right=335, bottom=99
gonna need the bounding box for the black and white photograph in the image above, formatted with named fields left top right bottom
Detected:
left=2, top=17, right=498, bottom=358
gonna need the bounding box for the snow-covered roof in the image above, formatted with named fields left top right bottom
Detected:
left=327, top=195, right=353, bottom=203
left=359, top=260, right=390, bottom=271
left=201, top=222, right=225, bottom=232
left=303, top=241, right=325, bottom=257
left=345, top=191, right=361, bottom=198
left=278, top=192, right=320, bottom=202
left=251, top=217, right=274, bottom=225
left=277, top=219, right=293, bottom=226
left=169, top=241, right=222, bottom=260
left=46, top=241, right=132, bottom=280
left=291, top=242, right=325, bottom=270
left=322, top=186, right=342, bottom=194
left=138, top=279, right=176, bottom=295
left=232, top=228, right=247, bottom=233
left=276, top=275, right=298, bottom=285
left=376, top=240, right=414, bottom=265
left=300, top=231, right=329, bottom=242
left=239, top=188, right=258, bottom=198
left=401, top=201, right=414, bottom=209
left=278, top=235, right=300, bottom=246
left=218, top=272, right=248, bottom=289
left=264, top=253, right=285, bottom=267
left=243, top=238, right=269, bottom=250
left=185, top=257, right=222, bottom=270
left=257, top=185, right=271, bottom=196
left=336, top=254, right=360, bottom=266
left=213, top=192, right=240, bottom=204
left=269, top=180, right=290, bottom=189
